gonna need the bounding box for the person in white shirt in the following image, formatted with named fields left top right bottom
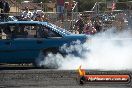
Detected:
left=32, top=7, right=38, bottom=20
left=83, top=16, right=96, bottom=35
left=21, top=7, right=33, bottom=21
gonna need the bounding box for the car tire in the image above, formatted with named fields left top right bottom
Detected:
left=34, top=48, right=65, bottom=69
left=33, top=51, right=45, bottom=68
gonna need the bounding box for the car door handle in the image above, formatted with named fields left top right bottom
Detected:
left=36, top=40, right=43, bottom=44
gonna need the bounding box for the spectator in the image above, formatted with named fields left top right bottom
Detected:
left=93, top=16, right=102, bottom=33
left=66, top=0, right=74, bottom=19
left=32, top=7, right=38, bottom=20
left=34, top=14, right=43, bottom=21
left=0, top=0, right=3, bottom=20
left=2, top=0, right=10, bottom=13
left=21, top=7, right=33, bottom=21
left=75, top=14, right=84, bottom=34
left=113, top=13, right=126, bottom=32
left=41, top=12, right=48, bottom=22
left=83, top=16, right=96, bottom=35
left=56, top=0, right=64, bottom=21
left=0, top=0, right=10, bottom=21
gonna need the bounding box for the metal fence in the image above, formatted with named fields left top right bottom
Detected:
left=1, top=1, right=132, bottom=33
left=0, top=10, right=132, bottom=32
left=45, top=10, right=132, bottom=33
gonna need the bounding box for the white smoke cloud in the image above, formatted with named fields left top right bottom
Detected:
left=38, top=28, right=132, bottom=70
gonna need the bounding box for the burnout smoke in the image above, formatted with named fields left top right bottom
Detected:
left=39, top=28, right=132, bottom=70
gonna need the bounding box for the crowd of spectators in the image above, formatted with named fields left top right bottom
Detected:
left=20, top=6, right=48, bottom=22
left=74, top=12, right=129, bottom=35
left=75, top=14, right=103, bottom=35
left=0, top=0, right=130, bottom=35
left=57, top=0, right=77, bottom=21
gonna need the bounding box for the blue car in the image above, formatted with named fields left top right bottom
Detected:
left=0, top=21, right=87, bottom=67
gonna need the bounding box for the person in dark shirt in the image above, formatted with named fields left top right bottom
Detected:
left=0, top=0, right=10, bottom=21
left=93, top=16, right=102, bottom=33
left=56, top=0, right=64, bottom=21
left=75, top=15, right=84, bottom=34
left=0, top=0, right=3, bottom=20
left=3, top=0, right=10, bottom=13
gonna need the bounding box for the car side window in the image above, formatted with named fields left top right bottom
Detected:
left=12, top=25, right=27, bottom=38
left=0, top=24, right=40, bottom=39
left=0, top=23, right=62, bottom=39
left=11, top=24, right=38, bottom=38
left=39, top=26, right=62, bottom=38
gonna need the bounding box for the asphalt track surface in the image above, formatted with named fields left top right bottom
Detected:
left=0, top=67, right=132, bottom=88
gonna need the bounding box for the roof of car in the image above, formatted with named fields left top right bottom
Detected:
left=0, top=21, right=48, bottom=25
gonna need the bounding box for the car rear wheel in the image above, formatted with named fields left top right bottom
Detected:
left=34, top=48, right=65, bottom=69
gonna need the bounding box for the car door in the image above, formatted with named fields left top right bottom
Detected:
left=35, top=25, right=67, bottom=51
left=0, top=24, right=17, bottom=63
left=11, top=23, right=41, bottom=63
left=0, top=23, right=41, bottom=63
